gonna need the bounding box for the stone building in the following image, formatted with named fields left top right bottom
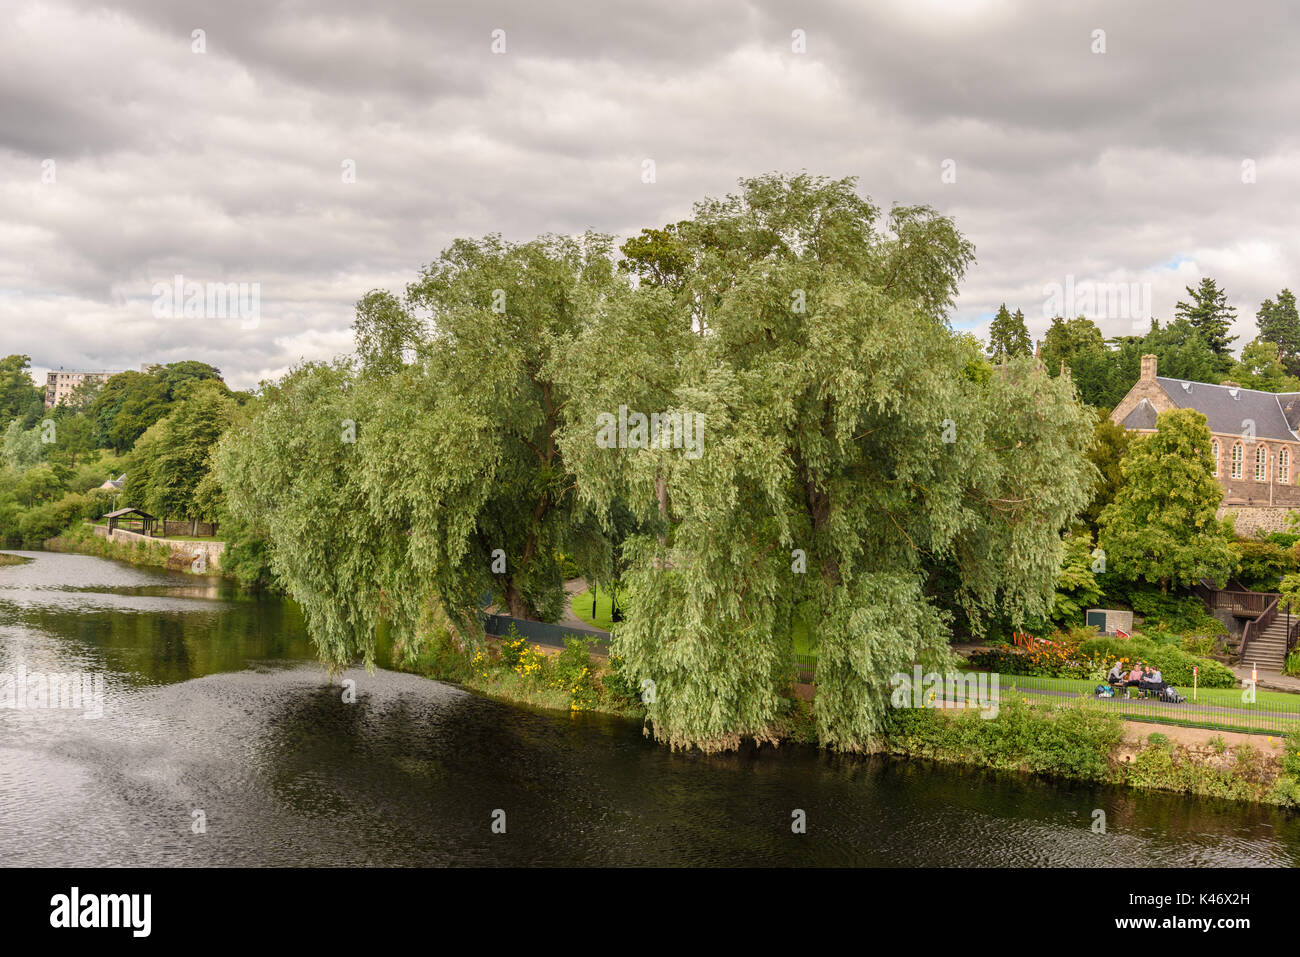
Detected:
left=1110, top=354, right=1300, bottom=533
left=44, top=369, right=122, bottom=408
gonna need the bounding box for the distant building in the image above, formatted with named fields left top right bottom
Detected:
left=97, top=474, right=126, bottom=492
left=1110, top=354, right=1300, bottom=507
left=44, top=369, right=123, bottom=408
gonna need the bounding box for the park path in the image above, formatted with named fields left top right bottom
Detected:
left=559, top=578, right=605, bottom=632
left=1232, top=664, right=1300, bottom=692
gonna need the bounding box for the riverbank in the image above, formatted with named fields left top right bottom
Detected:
left=388, top=626, right=1300, bottom=808
left=43, top=522, right=236, bottom=579
left=879, top=696, right=1300, bottom=808
left=391, top=627, right=645, bottom=721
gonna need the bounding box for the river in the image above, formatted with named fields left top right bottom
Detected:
left=1, top=549, right=1297, bottom=867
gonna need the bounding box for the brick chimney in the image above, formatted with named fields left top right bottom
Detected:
left=1140, top=354, right=1157, bottom=381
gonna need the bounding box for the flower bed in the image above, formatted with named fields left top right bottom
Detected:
left=969, top=635, right=1236, bottom=688
left=968, top=643, right=1105, bottom=679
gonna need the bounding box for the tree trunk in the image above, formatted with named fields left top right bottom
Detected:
left=504, top=578, right=529, bottom=619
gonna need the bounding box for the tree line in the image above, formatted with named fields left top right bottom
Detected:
left=0, top=359, right=270, bottom=582
left=986, top=280, right=1300, bottom=408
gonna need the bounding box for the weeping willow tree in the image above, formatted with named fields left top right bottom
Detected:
left=214, top=360, right=394, bottom=672
left=559, top=174, right=1096, bottom=751
left=219, top=172, right=1094, bottom=749
left=216, top=233, right=622, bottom=671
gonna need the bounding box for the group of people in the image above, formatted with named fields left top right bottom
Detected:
left=1105, top=660, right=1165, bottom=698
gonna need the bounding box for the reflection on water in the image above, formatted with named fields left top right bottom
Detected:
left=1, top=549, right=1297, bottom=867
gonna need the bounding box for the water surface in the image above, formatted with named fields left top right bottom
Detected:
left=1, top=550, right=1297, bottom=867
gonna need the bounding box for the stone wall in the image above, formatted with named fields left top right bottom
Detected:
left=1217, top=505, right=1296, bottom=538
left=93, top=524, right=225, bottom=572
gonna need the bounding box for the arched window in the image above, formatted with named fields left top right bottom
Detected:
left=1281, top=448, right=1291, bottom=485
left=1211, top=439, right=1220, bottom=477
left=1232, top=442, right=1244, bottom=479
left=1256, top=445, right=1269, bottom=482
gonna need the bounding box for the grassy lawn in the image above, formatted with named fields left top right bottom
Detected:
left=792, top=621, right=815, bottom=656
left=976, top=672, right=1300, bottom=736
left=972, top=671, right=1300, bottom=709
left=570, top=587, right=616, bottom=631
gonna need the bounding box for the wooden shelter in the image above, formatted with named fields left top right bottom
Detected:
left=103, top=507, right=156, bottom=536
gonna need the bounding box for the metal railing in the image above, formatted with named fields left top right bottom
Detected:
left=793, top=654, right=817, bottom=684
left=481, top=612, right=609, bottom=651
left=1196, top=583, right=1277, bottom=616
left=1239, top=595, right=1279, bottom=662
left=997, top=674, right=1300, bottom=736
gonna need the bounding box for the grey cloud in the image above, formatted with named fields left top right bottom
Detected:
left=2, top=0, right=1300, bottom=389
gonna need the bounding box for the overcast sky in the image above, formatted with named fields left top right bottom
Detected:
left=3, top=0, right=1299, bottom=390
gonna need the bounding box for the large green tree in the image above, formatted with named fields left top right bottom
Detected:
left=1040, top=316, right=1104, bottom=375
left=0, top=355, right=43, bottom=428
left=1230, top=338, right=1300, bottom=392
left=128, top=379, right=236, bottom=522
left=90, top=362, right=225, bottom=453
left=986, top=304, right=1032, bottom=362
left=1175, top=277, right=1238, bottom=361
left=1098, top=408, right=1236, bottom=592
left=561, top=174, right=1094, bottom=752
left=217, top=234, right=621, bottom=670
left=1081, top=415, right=1132, bottom=531
left=1256, top=289, right=1300, bottom=376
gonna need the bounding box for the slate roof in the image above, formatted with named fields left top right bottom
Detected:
left=103, top=507, right=154, bottom=519
left=1120, top=398, right=1159, bottom=430
left=1155, top=377, right=1300, bottom=442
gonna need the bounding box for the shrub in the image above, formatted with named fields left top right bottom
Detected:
left=494, top=625, right=546, bottom=680
left=1282, top=730, right=1300, bottom=780
left=884, top=696, right=1122, bottom=782
left=1129, top=589, right=1226, bottom=635
left=17, top=492, right=92, bottom=544
left=1284, top=651, right=1300, bottom=678
left=600, top=653, right=643, bottom=707
left=967, top=644, right=1103, bottom=679
left=1077, top=635, right=1235, bottom=688
left=1266, top=532, right=1300, bottom=550
left=550, top=636, right=601, bottom=711
left=1234, top=540, right=1294, bottom=592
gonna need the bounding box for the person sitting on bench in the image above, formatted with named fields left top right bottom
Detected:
left=1144, top=667, right=1165, bottom=696
left=1106, top=660, right=1126, bottom=691
left=1124, top=663, right=1145, bottom=697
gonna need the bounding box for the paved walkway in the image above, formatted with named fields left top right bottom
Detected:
left=1232, top=664, right=1300, bottom=692
left=557, top=578, right=599, bottom=631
